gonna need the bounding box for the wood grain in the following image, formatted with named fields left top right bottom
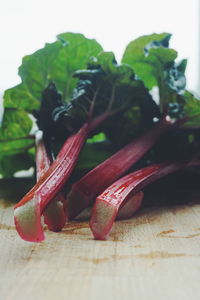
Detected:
left=0, top=198, right=200, bottom=300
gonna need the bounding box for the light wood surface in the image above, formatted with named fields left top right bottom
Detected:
left=0, top=196, right=200, bottom=300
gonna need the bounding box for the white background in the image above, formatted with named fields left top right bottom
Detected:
left=0, top=0, right=199, bottom=94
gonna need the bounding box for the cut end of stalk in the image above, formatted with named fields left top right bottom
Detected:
left=14, top=196, right=45, bottom=242
left=76, top=192, right=144, bottom=222
left=43, top=200, right=67, bottom=232
left=89, top=199, right=118, bottom=240
left=117, top=191, right=144, bottom=220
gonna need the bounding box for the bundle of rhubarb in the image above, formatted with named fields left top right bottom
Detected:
left=1, top=32, right=200, bottom=241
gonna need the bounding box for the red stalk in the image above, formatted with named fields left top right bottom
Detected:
left=76, top=191, right=143, bottom=221
left=14, top=123, right=89, bottom=242
left=35, top=132, right=67, bottom=233
left=89, top=162, right=186, bottom=240
left=116, top=191, right=143, bottom=220
left=67, top=117, right=172, bottom=219
left=14, top=109, right=114, bottom=242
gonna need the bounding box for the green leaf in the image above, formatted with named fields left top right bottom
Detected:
left=4, top=33, right=103, bottom=111
left=122, top=33, right=177, bottom=90
left=182, top=91, right=200, bottom=128
left=1, top=33, right=103, bottom=177
left=89, top=51, right=135, bottom=84
left=122, top=33, right=174, bottom=62
left=127, top=62, right=157, bottom=89
left=0, top=109, right=33, bottom=158
left=4, top=84, right=40, bottom=111
left=4, top=41, right=62, bottom=111
left=19, top=41, right=62, bottom=101
left=165, top=59, right=187, bottom=93
left=55, top=33, right=103, bottom=100
left=122, top=33, right=185, bottom=112
left=53, top=51, right=159, bottom=145
left=0, top=109, right=32, bottom=140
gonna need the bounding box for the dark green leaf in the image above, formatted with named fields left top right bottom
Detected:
left=0, top=152, right=34, bottom=178
left=53, top=51, right=159, bottom=143
left=165, top=59, right=187, bottom=93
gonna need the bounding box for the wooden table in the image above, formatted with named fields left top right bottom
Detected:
left=1, top=181, right=200, bottom=300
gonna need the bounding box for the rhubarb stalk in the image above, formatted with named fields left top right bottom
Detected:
left=76, top=191, right=143, bottom=221
left=90, top=162, right=185, bottom=240
left=35, top=132, right=67, bottom=232
left=14, top=110, right=115, bottom=242
left=14, top=123, right=89, bottom=242
left=67, top=117, right=173, bottom=219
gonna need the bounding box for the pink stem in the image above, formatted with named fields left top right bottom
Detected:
left=14, top=124, right=89, bottom=242
left=76, top=191, right=143, bottom=221
left=67, top=117, right=172, bottom=219
left=35, top=132, right=67, bottom=232
left=90, top=162, right=186, bottom=240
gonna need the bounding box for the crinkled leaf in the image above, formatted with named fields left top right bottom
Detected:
left=88, top=51, right=135, bottom=84
left=0, top=109, right=34, bottom=176
left=18, top=41, right=62, bottom=102
left=4, top=84, right=39, bottom=111
left=182, top=91, right=200, bottom=128
left=122, top=33, right=186, bottom=112
left=4, top=33, right=103, bottom=111
left=1, top=33, right=103, bottom=177
left=0, top=108, right=32, bottom=141
left=54, top=32, right=103, bottom=99
left=127, top=62, right=157, bottom=88
left=165, top=59, right=187, bottom=93
left=4, top=41, right=62, bottom=111
left=122, top=33, right=176, bottom=83
left=123, top=33, right=171, bottom=60
left=53, top=51, right=159, bottom=143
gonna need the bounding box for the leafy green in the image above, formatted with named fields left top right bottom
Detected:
left=4, top=33, right=103, bottom=111
left=182, top=91, right=200, bottom=128
left=1, top=33, right=103, bottom=177
left=1, top=32, right=200, bottom=179
left=4, top=84, right=39, bottom=112
left=0, top=109, right=33, bottom=156
left=52, top=51, right=159, bottom=145
left=55, top=33, right=103, bottom=99
left=122, top=33, right=186, bottom=112
left=0, top=108, right=34, bottom=177
left=122, top=33, right=174, bottom=87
